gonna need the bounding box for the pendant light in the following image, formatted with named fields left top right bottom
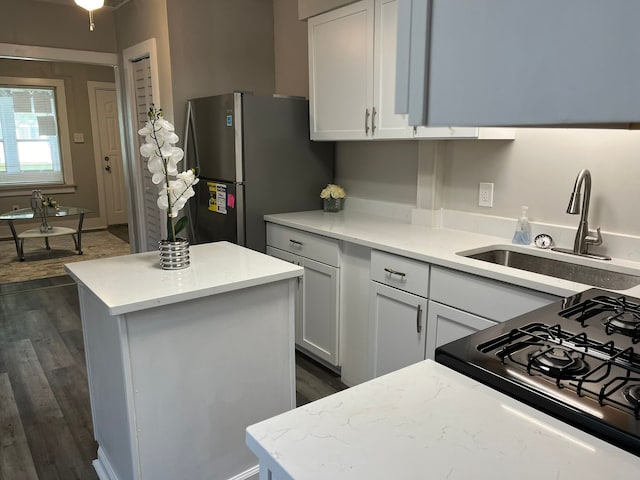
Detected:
left=75, top=0, right=105, bottom=31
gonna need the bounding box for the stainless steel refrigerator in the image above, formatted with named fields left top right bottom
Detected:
left=183, top=92, right=334, bottom=252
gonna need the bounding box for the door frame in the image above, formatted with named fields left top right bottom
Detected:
left=122, top=38, right=164, bottom=251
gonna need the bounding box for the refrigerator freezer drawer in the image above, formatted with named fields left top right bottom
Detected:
left=266, top=223, right=340, bottom=267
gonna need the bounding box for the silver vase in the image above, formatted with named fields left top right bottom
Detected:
left=158, top=238, right=190, bottom=270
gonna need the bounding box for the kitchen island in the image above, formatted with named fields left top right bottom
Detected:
left=65, top=241, right=303, bottom=480
left=246, top=360, right=639, bottom=480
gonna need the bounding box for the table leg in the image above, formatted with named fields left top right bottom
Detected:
left=6, top=220, right=21, bottom=260
left=45, top=237, right=51, bottom=250
left=76, top=213, right=85, bottom=255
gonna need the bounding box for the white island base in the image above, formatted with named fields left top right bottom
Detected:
left=65, top=242, right=303, bottom=480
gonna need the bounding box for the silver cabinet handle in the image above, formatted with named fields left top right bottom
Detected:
left=371, top=107, right=377, bottom=135
left=384, top=267, right=406, bottom=277
left=289, top=239, right=303, bottom=246
left=365, top=108, right=370, bottom=135
left=416, top=304, right=422, bottom=333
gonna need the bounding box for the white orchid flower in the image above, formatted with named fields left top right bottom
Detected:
left=140, top=105, right=199, bottom=241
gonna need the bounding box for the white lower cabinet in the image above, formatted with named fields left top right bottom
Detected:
left=369, top=250, right=430, bottom=378
left=425, top=301, right=497, bottom=360
left=266, top=224, right=341, bottom=368
left=370, top=282, right=428, bottom=377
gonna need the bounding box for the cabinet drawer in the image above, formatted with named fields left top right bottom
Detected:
left=266, top=223, right=340, bottom=267
left=370, top=250, right=429, bottom=297
left=430, top=266, right=558, bottom=322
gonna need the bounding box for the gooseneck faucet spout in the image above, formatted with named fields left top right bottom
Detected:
left=568, top=168, right=595, bottom=255
left=553, top=169, right=610, bottom=260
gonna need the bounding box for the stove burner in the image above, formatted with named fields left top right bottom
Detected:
left=622, top=385, right=640, bottom=408
left=529, top=346, right=590, bottom=379
left=561, top=295, right=640, bottom=343
left=604, top=311, right=640, bottom=341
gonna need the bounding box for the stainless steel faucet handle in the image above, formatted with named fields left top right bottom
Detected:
left=585, top=227, right=603, bottom=246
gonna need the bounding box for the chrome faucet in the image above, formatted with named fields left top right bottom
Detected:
left=553, top=169, right=610, bottom=260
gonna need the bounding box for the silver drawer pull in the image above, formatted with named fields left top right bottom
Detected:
left=416, top=304, right=422, bottom=333
left=289, top=239, right=303, bottom=246
left=384, top=267, right=406, bottom=278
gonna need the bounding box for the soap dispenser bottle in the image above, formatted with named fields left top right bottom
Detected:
left=512, top=206, right=531, bottom=245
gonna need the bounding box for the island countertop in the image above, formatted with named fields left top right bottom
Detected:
left=246, top=360, right=639, bottom=480
left=65, top=241, right=303, bottom=315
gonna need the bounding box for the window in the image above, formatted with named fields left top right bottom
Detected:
left=0, top=77, right=74, bottom=190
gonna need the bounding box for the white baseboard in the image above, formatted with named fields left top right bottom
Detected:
left=228, top=465, right=260, bottom=480
left=92, top=446, right=259, bottom=480
left=93, top=447, right=119, bottom=480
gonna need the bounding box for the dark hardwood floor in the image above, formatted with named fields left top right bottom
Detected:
left=0, top=275, right=347, bottom=479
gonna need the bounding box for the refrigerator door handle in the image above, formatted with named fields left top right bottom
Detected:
left=233, top=92, right=244, bottom=183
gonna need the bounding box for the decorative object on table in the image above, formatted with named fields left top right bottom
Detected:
left=139, top=105, right=199, bottom=270
left=320, top=183, right=346, bottom=212
left=30, top=190, right=59, bottom=233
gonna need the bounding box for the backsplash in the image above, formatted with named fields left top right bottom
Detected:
left=342, top=197, right=640, bottom=263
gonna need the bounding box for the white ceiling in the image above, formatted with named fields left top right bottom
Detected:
left=34, top=0, right=131, bottom=9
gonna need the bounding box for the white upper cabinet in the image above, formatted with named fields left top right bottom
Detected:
left=308, top=0, right=412, bottom=140
left=308, top=0, right=376, bottom=140
left=309, top=0, right=514, bottom=140
left=397, top=0, right=640, bottom=127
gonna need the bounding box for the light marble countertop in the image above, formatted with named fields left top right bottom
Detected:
left=246, top=360, right=639, bottom=479
left=265, top=210, right=640, bottom=297
left=65, top=241, right=303, bottom=315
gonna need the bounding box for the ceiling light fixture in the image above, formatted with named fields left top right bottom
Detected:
left=75, top=0, right=105, bottom=32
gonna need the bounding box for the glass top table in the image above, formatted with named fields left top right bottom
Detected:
left=1, top=206, right=91, bottom=261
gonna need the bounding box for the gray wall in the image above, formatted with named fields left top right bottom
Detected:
left=166, top=0, right=276, bottom=137
left=441, top=128, right=640, bottom=236
left=275, top=0, right=310, bottom=98
left=336, top=141, right=418, bottom=204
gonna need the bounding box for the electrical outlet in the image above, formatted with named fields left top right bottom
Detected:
left=11, top=204, right=20, bottom=211
left=478, top=183, right=494, bottom=207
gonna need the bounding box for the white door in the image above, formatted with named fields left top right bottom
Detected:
left=369, top=281, right=427, bottom=377
left=94, top=88, right=128, bottom=225
left=300, top=257, right=340, bottom=366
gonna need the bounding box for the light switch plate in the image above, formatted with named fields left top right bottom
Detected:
left=73, top=133, right=85, bottom=143
left=479, top=182, right=494, bottom=207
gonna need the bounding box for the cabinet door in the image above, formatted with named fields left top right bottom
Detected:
left=369, top=282, right=428, bottom=378
left=399, top=0, right=640, bottom=127
left=300, top=257, right=340, bottom=366
left=425, top=301, right=496, bottom=360
left=308, top=0, right=374, bottom=140
left=372, top=0, right=412, bottom=139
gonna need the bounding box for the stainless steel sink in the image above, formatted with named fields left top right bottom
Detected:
left=460, top=248, right=640, bottom=290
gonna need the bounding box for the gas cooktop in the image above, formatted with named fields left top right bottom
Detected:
left=435, top=288, right=640, bottom=456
